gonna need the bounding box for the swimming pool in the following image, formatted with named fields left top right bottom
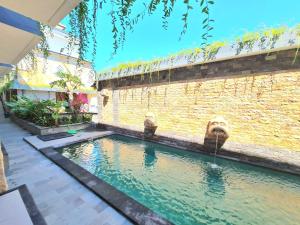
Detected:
left=58, top=134, right=300, bottom=225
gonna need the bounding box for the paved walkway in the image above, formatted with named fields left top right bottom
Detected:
left=0, top=119, right=132, bottom=225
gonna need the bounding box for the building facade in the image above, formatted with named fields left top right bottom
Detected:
left=8, top=24, right=98, bottom=113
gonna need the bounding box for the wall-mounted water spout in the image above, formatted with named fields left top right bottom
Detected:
left=204, top=116, right=229, bottom=150
left=100, top=89, right=109, bottom=106
left=144, top=112, right=157, bottom=138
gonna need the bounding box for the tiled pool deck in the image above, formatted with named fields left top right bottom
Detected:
left=24, top=129, right=114, bottom=150
left=0, top=120, right=132, bottom=225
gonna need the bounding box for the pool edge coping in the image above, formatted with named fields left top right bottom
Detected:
left=39, top=146, right=174, bottom=225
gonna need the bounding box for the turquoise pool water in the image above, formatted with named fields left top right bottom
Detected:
left=58, top=135, right=300, bottom=225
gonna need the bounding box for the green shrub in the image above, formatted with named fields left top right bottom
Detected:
left=82, top=114, right=92, bottom=122
left=6, top=97, right=93, bottom=127
left=6, top=97, right=57, bottom=126
left=71, top=114, right=82, bottom=123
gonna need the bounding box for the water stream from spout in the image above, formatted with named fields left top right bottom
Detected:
left=213, top=132, right=219, bottom=165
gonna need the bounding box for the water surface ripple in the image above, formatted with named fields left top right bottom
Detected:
left=58, top=135, right=300, bottom=225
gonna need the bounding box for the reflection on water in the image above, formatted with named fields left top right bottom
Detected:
left=144, top=146, right=157, bottom=168
left=205, top=163, right=225, bottom=197
left=59, top=135, right=300, bottom=225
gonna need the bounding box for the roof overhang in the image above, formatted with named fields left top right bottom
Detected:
left=0, top=0, right=82, bottom=27
left=0, top=0, right=81, bottom=78
left=0, top=63, right=13, bottom=78
left=0, top=6, right=41, bottom=78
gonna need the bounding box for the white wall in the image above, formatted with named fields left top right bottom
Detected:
left=17, top=25, right=95, bottom=88
left=47, top=26, right=79, bottom=58
left=88, top=95, right=98, bottom=113
left=21, top=90, right=56, bottom=101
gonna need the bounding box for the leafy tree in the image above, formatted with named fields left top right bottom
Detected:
left=50, top=70, right=83, bottom=112
left=5, top=97, right=90, bottom=127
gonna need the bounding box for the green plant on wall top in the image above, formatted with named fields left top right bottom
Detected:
left=204, top=41, right=226, bottom=60
left=235, top=32, right=260, bottom=55
left=175, top=48, right=202, bottom=63
left=262, top=26, right=287, bottom=49
left=296, top=24, right=300, bottom=37
left=98, top=24, right=300, bottom=81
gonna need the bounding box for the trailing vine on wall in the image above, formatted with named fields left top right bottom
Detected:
left=293, top=24, right=300, bottom=64
left=235, top=32, right=260, bottom=54
left=21, top=24, right=52, bottom=71
left=39, top=24, right=51, bottom=59
left=263, top=26, right=286, bottom=49
left=204, top=41, right=226, bottom=60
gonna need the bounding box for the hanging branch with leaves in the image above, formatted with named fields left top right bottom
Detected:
left=20, top=0, right=214, bottom=72
left=62, top=0, right=214, bottom=63
left=200, top=0, right=214, bottom=49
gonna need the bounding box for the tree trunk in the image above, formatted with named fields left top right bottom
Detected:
left=68, top=92, right=78, bottom=123
left=67, top=92, right=74, bottom=112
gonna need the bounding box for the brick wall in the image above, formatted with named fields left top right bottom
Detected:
left=98, top=49, right=300, bottom=151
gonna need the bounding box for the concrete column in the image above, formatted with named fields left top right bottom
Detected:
left=97, top=92, right=103, bottom=123
left=112, top=89, right=119, bottom=124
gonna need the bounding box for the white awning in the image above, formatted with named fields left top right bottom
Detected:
left=0, top=0, right=81, bottom=27
left=0, top=6, right=42, bottom=78
left=0, top=1, right=81, bottom=78
left=0, top=63, right=13, bottom=77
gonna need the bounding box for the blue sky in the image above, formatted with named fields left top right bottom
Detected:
left=63, top=0, right=300, bottom=71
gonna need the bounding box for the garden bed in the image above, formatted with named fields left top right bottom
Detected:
left=10, top=114, right=92, bottom=135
